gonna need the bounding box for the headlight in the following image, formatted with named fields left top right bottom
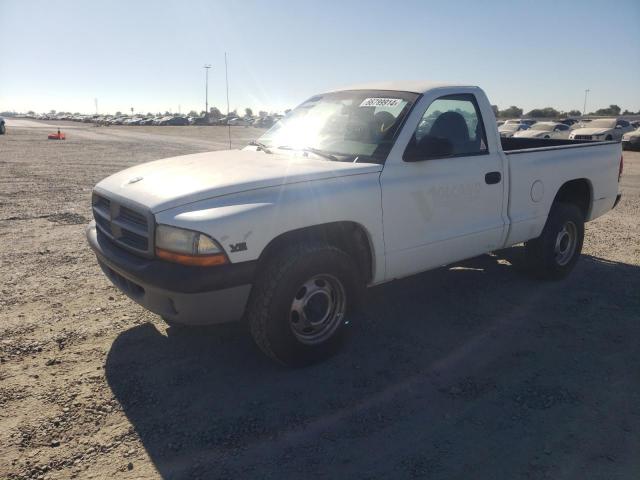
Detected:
left=155, top=224, right=228, bottom=266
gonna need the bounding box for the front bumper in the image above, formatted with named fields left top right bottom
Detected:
left=86, top=221, right=255, bottom=325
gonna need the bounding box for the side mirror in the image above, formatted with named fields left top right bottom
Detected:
left=404, top=136, right=453, bottom=162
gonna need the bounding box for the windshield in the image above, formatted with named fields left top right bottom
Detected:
left=588, top=119, right=616, bottom=128
left=530, top=123, right=554, bottom=131
left=258, top=90, right=419, bottom=163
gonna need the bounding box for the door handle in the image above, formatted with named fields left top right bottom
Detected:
left=485, top=171, right=501, bottom=184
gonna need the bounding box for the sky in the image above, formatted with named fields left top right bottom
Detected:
left=1, top=0, right=639, bottom=116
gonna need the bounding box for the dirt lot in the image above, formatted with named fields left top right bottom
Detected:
left=1, top=120, right=638, bottom=479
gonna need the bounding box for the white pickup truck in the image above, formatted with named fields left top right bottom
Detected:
left=86, top=82, right=623, bottom=365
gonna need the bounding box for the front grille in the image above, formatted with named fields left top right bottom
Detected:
left=119, top=206, right=147, bottom=227
left=574, top=135, right=593, bottom=140
left=92, top=193, right=153, bottom=256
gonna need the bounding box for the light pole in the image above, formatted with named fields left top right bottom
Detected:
left=203, top=64, right=212, bottom=116
left=583, top=89, right=590, bottom=117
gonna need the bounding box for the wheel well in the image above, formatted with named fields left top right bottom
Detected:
left=257, top=222, right=374, bottom=282
left=553, top=179, right=592, bottom=220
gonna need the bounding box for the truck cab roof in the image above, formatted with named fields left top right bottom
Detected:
left=325, top=81, right=477, bottom=95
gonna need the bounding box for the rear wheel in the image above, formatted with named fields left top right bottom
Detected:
left=247, top=242, right=361, bottom=366
left=525, top=202, right=584, bottom=280
left=0, top=123, right=5, bottom=135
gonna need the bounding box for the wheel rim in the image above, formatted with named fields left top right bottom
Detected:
left=289, top=274, right=346, bottom=345
left=554, top=220, right=578, bottom=266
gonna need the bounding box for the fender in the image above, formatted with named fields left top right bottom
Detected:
left=154, top=172, right=387, bottom=283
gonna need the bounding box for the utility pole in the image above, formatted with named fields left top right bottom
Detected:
left=203, top=64, right=212, bottom=115
left=583, top=89, right=590, bottom=117
left=94, top=98, right=98, bottom=115
left=225, top=52, right=231, bottom=148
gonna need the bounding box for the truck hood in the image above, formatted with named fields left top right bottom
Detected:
left=94, top=149, right=382, bottom=213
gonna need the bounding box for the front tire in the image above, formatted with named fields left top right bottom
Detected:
left=247, top=242, right=362, bottom=366
left=0, top=123, right=5, bottom=135
left=525, top=202, right=584, bottom=280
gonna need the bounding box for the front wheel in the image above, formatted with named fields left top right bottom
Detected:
left=525, top=203, right=584, bottom=280
left=0, top=123, right=5, bottom=135
left=247, top=242, right=362, bottom=366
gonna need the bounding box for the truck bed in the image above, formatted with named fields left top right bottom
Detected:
left=501, top=137, right=597, bottom=152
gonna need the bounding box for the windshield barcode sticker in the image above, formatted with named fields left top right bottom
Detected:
left=359, top=97, right=402, bottom=108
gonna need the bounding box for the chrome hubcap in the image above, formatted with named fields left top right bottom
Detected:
left=554, top=221, right=577, bottom=266
left=289, top=274, right=346, bottom=345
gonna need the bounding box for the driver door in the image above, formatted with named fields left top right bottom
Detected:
left=380, top=92, right=506, bottom=280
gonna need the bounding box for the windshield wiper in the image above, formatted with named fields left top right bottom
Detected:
left=303, top=147, right=339, bottom=162
left=277, top=145, right=339, bottom=162
left=248, top=140, right=272, bottom=153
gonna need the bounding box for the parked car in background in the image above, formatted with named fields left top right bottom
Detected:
left=556, top=118, right=579, bottom=127
left=569, top=118, right=634, bottom=141
left=0, top=116, right=5, bottom=134
left=503, top=119, right=537, bottom=127
left=153, top=116, right=172, bottom=125
left=253, top=116, right=276, bottom=128
left=159, top=116, right=189, bottom=126
left=513, top=122, right=571, bottom=139
left=498, top=122, right=530, bottom=137
left=124, top=117, right=144, bottom=126
left=622, top=127, right=640, bottom=150
left=228, top=117, right=252, bottom=126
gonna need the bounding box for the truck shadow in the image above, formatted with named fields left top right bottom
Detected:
left=105, top=247, right=640, bottom=479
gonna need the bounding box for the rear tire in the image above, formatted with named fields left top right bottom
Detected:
left=525, top=202, right=584, bottom=280
left=0, top=123, right=5, bottom=135
left=247, top=242, right=362, bottom=366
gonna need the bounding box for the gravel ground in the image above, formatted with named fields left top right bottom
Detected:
left=0, top=120, right=638, bottom=480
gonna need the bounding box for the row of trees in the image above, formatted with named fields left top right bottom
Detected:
left=491, top=104, right=640, bottom=119
left=184, top=107, right=291, bottom=119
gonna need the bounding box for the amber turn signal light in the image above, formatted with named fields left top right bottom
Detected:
left=155, top=248, right=228, bottom=267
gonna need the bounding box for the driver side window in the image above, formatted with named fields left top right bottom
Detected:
left=405, top=94, right=488, bottom=161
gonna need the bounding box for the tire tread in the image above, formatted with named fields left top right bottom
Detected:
left=247, top=242, right=353, bottom=364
